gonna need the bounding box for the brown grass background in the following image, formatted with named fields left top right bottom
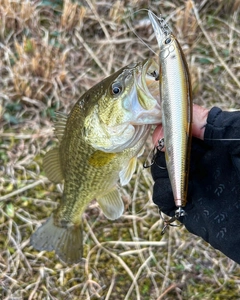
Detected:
left=1, top=0, right=240, bottom=299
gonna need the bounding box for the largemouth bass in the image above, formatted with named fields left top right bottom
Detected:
left=148, top=12, right=193, bottom=220
left=31, top=59, right=161, bottom=263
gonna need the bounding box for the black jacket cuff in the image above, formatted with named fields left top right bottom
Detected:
left=204, top=107, right=240, bottom=155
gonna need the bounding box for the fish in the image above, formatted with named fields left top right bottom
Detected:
left=148, top=12, right=193, bottom=222
left=30, top=58, right=161, bottom=264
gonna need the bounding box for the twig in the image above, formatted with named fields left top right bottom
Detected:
left=28, top=274, right=42, bottom=300
left=125, top=253, right=154, bottom=300
left=160, top=227, right=173, bottom=294
left=157, top=283, right=183, bottom=300
left=131, top=164, right=152, bottom=272
left=106, top=241, right=166, bottom=246
left=105, top=269, right=116, bottom=300
left=0, top=129, right=52, bottom=139
left=192, top=0, right=240, bottom=89
left=84, top=219, right=141, bottom=300
left=0, top=177, right=49, bottom=201
left=84, top=0, right=114, bottom=74
left=74, top=31, right=108, bottom=77
left=84, top=0, right=110, bottom=40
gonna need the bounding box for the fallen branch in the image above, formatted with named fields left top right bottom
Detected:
left=0, top=177, right=49, bottom=201
left=192, top=0, right=240, bottom=89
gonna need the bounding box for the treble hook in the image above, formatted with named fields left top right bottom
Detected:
left=143, top=147, right=157, bottom=168
left=156, top=138, right=165, bottom=151
left=143, top=138, right=166, bottom=168
left=160, top=207, right=186, bottom=235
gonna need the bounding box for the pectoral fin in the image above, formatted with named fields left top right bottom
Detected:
left=119, top=156, right=137, bottom=186
left=97, top=188, right=124, bottom=220
left=43, top=148, right=64, bottom=183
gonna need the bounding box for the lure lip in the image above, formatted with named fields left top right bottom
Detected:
left=148, top=11, right=171, bottom=47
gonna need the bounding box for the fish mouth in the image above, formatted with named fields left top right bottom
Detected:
left=143, top=58, right=160, bottom=101
left=135, top=58, right=160, bottom=110
left=131, top=58, right=161, bottom=121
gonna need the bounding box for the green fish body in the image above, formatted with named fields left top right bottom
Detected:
left=31, top=59, right=161, bottom=263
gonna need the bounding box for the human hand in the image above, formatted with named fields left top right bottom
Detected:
left=151, top=105, right=240, bottom=264
left=151, top=104, right=210, bottom=216
left=152, top=104, right=209, bottom=145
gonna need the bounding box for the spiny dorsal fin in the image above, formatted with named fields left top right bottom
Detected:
left=54, top=112, right=68, bottom=142
left=97, top=188, right=124, bottom=220
left=43, top=148, right=64, bottom=183
left=119, top=156, right=137, bottom=186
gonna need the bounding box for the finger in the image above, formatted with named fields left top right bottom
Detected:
left=152, top=124, right=163, bottom=146
left=152, top=104, right=210, bottom=146
left=192, top=104, right=209, bottom=140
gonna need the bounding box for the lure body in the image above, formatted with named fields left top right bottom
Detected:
left=149, top=12, right=192, bottom=212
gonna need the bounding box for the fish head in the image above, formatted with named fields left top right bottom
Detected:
left=84, top=58, right=161, bottom=152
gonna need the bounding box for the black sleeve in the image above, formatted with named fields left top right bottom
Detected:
left=204, top=107, right=240, bottom=179
left=204, top=107, right=240, bottom=154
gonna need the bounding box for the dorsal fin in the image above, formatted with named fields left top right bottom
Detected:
left=54, top=112, right=68, bottom=142
left=43, top=148, right=64, bottom=183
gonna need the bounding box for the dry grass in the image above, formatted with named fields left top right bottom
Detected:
left=1, top=0, right=240, bottom=299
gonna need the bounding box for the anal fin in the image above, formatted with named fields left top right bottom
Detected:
left=97, top=188, right=124, bottom=220
left=119, top=156, right=137, bottom=186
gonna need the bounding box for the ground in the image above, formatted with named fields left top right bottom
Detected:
left=1, top=0, right=240, bottom=299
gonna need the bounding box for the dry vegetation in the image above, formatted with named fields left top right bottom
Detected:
left=1, top=0, right=240, bottom=299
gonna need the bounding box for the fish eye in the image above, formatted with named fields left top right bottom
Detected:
left=165, top=37, right=171, bottom=44
left=111, top=83, right=123, bottom=96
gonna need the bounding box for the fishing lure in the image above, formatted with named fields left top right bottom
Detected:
left=148, top=12, right=193, bottom=233
left=143, top=138, right=165, bottom=168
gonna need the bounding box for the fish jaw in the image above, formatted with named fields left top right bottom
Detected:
left=84, top=59, right=161, bottom=153
left=130, top=58, right=161, bottom=125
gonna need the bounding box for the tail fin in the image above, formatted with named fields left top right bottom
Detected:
left=30, top=215, right=83, bottom=264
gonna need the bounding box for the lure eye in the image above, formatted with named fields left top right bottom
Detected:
left=111, top=83, right=123, bottom=96
left=165, top=37, right=171, bottom=44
